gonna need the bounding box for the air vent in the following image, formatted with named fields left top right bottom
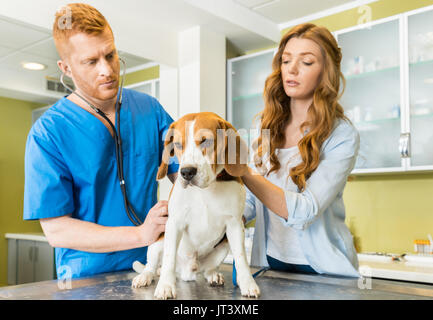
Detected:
left=46, top=78, right=74, bottom=93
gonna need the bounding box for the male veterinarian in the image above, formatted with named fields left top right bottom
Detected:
left=23, top=3, right=178, bottom=279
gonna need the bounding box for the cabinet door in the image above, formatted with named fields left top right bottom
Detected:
left=17, top=240, right=35, bottom=284
left=229, top=50, right=274, bottom=141
left=7, top=239, right=17, bottom=285
left=34, top=242, right=56, bottom=282
left=407, top=8, right=433, bottom=167
left=338, top=18, right=403, bottom=171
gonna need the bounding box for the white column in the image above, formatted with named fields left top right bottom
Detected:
left=159, top=64, right=179, bottom=120
left=199, top=27, right=227, bottom=118
left=158, top=25, right=226, bottom=201
left=158, top=64, right=178, bottom=202
left=178, top=25, right=226, bottom=117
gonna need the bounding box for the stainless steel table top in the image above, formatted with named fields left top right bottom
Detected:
left=1, top=264, right=433, bottom=300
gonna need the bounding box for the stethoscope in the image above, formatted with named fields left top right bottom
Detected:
left=60, top=57, right=143, bottom=226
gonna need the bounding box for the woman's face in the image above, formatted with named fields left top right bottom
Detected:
left=280, top=37, right=323, bottom=100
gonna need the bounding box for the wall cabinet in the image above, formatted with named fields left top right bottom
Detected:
left=335, top=5, right=433, bottom=174
left=226, top=5, right=433, bottom=175
left=6, top=234, right=56, bottom=285
left=227, top=48, right=275, bottom=143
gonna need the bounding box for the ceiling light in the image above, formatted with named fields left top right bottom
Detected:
left=252, top=0, right=280, bottom=10
left=22, top=62, right=47, bottom=71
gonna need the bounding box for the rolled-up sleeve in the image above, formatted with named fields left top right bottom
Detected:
left=24, top=133, right=74, bottom=220
left=284, top=123, right=360, bottom=230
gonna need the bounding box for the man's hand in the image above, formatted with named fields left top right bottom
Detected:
left=137, top=200, right=169, bottom=246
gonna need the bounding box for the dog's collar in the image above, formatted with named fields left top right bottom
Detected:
left=216, top=171, right=225, bottom=179
left=216, top=169, right=231, bottom=181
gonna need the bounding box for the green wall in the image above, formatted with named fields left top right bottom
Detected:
left=345, top=173, right=433, bottom=254
left=281, top=0, right=433, bottom=254
left=282, top=0, right=433, bottom=34
left=0, top=97, right=45, bottom=287
left=123, top=65, right=159, bottom=87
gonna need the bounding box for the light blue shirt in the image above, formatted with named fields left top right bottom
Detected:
left=244, top=118, right=361, bottom=277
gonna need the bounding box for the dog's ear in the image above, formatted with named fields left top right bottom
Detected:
left=157, top=122, right=176, bottom=180
left=219, top=120, right=249, bottom=177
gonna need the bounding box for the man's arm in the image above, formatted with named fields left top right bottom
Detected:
left=40, top=201, right=169, bottom=252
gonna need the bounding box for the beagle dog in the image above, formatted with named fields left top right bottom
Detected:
left=131, top=112, right=260, bottom=299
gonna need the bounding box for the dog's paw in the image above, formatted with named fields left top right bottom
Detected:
left=154, top=281, right=177, bottom=299
left=239, top=279, right=260, bottom=298
left=206, top=271, right=225, bottom=287
left=131, top=271, right=154, bottom=288
left=180, top=269, right=197, bottom=282
left=132, top=260, right=145, bottom=274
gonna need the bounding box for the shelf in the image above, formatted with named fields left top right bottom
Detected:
left=409, top=58, right=433, bottom=68
left=411, top=112, right=433, bottom=119
left=344, top=59, right=433, bottom=80
left=352, top=116, right=400, bottom=127
left=233, top=62, right=433, bottom=100
left=232, top=92, right=262, bottom=102
left=345, top=65, right=399, bottom=80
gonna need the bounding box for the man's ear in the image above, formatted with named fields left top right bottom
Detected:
left=220, top=120, right=249, bottom=177
left=157, top=122, right=176, bottom=181
left=57, top=60, right=72, bottom=77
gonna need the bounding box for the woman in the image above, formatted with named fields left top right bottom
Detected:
left=242, top=23, right=360, bottom=277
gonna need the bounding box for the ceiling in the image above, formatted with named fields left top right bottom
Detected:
left=235, top=0, right=357, bottom=24
left=0, top=15, right=152, bottom=104
left=0, top=0, right=372, bottom=105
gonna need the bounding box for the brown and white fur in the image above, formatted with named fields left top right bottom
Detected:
left=131, top=112, right=260, bottom=299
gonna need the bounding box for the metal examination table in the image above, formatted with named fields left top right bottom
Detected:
left=1, top=264, right=432, bottom=300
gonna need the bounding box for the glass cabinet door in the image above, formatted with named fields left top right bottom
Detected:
left=408, top=8, right=433, bottom=167
left=338, top=19, right=402, bottom=171
left=229, top=50, right=274, bottom=140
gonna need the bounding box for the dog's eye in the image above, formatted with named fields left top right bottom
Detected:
left=200, top=139, right=213, bottom=148
left=174, top=142, right=183, bottom=150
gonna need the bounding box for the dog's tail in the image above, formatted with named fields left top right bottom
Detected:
left=132, top=260, right=145, bottom=274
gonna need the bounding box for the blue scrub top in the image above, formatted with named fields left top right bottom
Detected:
left=23, top=89, right=178, bottom=279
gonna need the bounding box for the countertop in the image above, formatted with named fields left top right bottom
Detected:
left=358, top=254, right=433, bottom=284
left=1, top=264, right=433, bottom=300
left=5, top=233, right=47, bottom=242
left=5, top=233, right=433, bottom=286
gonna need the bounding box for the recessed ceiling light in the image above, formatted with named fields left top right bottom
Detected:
left=252, top=0, right=280, bottom=10
left=22, top=62, right=46, bottom=71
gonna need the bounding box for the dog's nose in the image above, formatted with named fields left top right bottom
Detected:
left=180, top=167, right=197, bottom=181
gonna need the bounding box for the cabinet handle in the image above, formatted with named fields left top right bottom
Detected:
left=29, top=246, right=33, bottom=261
left=399, top=133, right=410, bottom=158
left=34, top=246, right=38, bottom=263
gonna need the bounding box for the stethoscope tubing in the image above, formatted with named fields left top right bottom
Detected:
left=60, top=57, right=143, bottom=226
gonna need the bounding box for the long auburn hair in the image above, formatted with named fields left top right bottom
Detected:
left=253, top=23, right=349, bottom=192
